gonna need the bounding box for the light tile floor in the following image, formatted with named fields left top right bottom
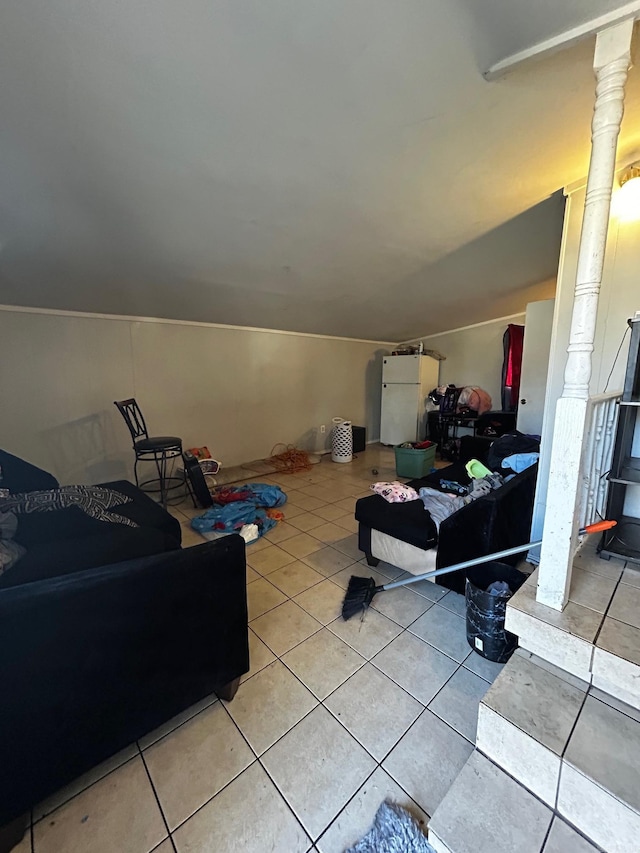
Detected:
left=25, top=446, right=507, bottom=853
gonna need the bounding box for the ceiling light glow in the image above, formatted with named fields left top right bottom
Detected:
left=613, top=163, right=640, bottom=222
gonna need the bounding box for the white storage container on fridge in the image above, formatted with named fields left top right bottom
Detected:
left=380, top=354, right=439, bottom=445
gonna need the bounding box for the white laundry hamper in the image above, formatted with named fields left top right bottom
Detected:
left=331, top=418, right=353, bottom=464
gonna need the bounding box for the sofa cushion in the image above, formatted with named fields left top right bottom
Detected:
left=355, top=494, right=438, bottom=551
left=0, top=449, right=59, bottom=493
left=12, top=481, right=181, bottom=548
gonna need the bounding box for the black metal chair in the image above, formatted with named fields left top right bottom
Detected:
left=114, top=399, right=183, bottom=505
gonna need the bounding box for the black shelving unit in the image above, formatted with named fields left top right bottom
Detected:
left=601, top=313, right=640, bottom=565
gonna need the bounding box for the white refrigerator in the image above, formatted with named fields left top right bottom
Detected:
left=380, top=354, right=440, bottom=445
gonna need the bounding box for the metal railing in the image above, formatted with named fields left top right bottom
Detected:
left=579, top=392, right=621, bottom=530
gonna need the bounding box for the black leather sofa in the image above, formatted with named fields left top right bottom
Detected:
left=0, top=450, right=249, bottom=841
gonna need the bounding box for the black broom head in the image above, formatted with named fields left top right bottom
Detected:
left=342, top=575, right=381, bottom=621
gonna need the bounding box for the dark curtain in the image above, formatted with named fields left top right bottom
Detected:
left=501, top=324, right=525, bottom=411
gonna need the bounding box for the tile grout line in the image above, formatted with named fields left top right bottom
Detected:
left=314, top=758, right=430, bottom=850
left=590, top=561, right=626, bottom=651
left=225, top=562, right=440, bottom=842
left=245, top=678, right=430, bottom=846
left=137, top=744, right=178, bottom=853
left=422, top=659, right=479, bottom=745
left=304, top=595, right=488, bottom=752
left=312, top=764, right=382, bottom=847
left=210, top=699, right=314, bottom=848
left=276, top=641, right=369, bottom=703
left=248, top=565, right=354, bottom=610
left=142, top=704, right=278, bottom=848
left=537, top=808, right=555, bottom=853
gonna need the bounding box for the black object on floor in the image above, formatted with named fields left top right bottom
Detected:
left=465, top=561, right=528, bottom=663
left=352, top=425, right=367, bottom=454
left=183, top=450, right=214, bottom=508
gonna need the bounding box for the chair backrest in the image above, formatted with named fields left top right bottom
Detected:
left=114, top=399, right=149, bottom=443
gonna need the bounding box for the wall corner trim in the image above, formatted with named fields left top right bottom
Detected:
left=398, top=311, right=526, bottom=345
left=0, top=304, right=396, bottom=347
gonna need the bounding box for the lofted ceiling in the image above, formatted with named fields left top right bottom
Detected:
left=0, top=1, right=639, bottom=341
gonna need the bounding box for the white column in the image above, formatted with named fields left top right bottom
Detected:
left=536, top=20, right=634, bottom=610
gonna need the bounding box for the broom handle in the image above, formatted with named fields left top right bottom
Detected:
left=380, top=520, right=616, bottom=593
left=381, top=541, right=541, bottom=592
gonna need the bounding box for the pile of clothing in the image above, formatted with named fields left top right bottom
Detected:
left=369, top=433, right=540, bottom=532
left=370, top=471, right=505, bottom=531
left=191, top=483, right=287, bottom=543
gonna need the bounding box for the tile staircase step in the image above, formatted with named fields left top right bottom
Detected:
left=472, top=649, right=640, bottom=853
left=505, top=561, right=640, bottom=711
left=504, top=569, right=603, bottom=683
left=427, top=751, right=553, bottom=853
left=476, top=650, right=587, bottom=806
left=559, top=694, right=640, bottom=853
left=428, top=750, right=602, bottom=853
left=592, top=613, right=640, bottom=711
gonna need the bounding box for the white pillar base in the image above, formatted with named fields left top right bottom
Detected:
left=536, top=397, right=589, bottom=610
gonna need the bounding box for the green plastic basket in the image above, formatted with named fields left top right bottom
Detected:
left=394, top=444, right=437, bottom=478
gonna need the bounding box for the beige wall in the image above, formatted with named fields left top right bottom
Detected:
left=413, top=314, right=526, bottom=410
left=0, top=308, right=389, bottom=484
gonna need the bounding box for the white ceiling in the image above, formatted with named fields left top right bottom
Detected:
left=1, top=1, right=639, bottom=341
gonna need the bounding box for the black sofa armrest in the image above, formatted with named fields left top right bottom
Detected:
left=0, top=526, right=181, bottom=589
left=0, top=535, right=249, bottom=825
left=355, top=495, right=438, bottom=551
left=436, top=497, right=493, bottom=574
left=436, top=465, right=537, bottom=593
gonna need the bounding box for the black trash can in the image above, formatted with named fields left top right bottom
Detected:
left=465, top=561, right=528, bottom=663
